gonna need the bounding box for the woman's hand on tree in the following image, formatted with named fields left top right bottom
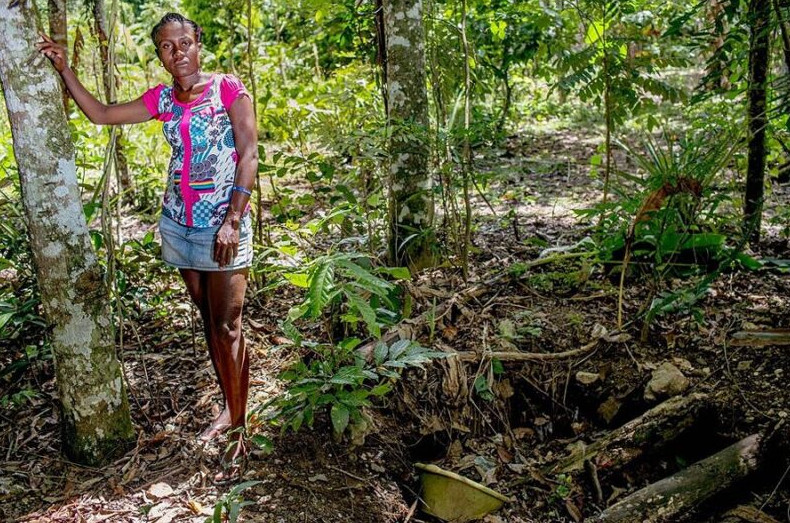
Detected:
left=214, top=221, right=240, bottom=268
left=36, top=34, right=68, bottom=73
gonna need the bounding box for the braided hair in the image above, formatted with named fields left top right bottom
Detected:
left=151, top=13, right=203, bottom=47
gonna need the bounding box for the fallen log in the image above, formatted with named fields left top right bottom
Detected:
left=597, top=433, right=762, bottom=523
left=550, top=393, right=710, bottom=474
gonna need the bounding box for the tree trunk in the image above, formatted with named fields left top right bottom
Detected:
left=772, top=0, right=790, bottom=74
left=0, top=3, right=134, bottom=466
left=383, top=0, right=436, bottom=271
left=460, top=0, right=473, bottom=280
left=744, top=0, right=771, bottom=243
left=47, top=0, right=68, bottom=112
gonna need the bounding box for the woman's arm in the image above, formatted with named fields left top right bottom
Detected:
left=214, top=95, right=258, bottom=267
left=37, top=34, right=152, bottom=126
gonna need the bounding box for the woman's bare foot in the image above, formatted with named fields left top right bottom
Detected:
left=213, top=431, right=247, bottom=484
left=199, top=407, right=231, bottom=442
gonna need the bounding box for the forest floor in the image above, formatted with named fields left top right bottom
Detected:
left=2, top=125, right=790, bottom=523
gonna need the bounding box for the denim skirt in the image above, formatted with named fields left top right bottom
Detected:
left=159, top=214, right=253, bottom=271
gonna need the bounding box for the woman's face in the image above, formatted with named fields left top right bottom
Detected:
left=155, top=22, right=201, bottom=78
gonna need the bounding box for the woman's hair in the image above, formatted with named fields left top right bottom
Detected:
left=151, top=13, right=203, bottom=47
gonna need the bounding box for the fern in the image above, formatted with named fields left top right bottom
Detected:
left=306, top=260, right=335, bottom=318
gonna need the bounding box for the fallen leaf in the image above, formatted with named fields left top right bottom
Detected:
left=186, top=499, right=203, bottom=515
left=308, top=474, right=329, bottom=483
left=496, top=446, right=513, bottom=464
left=147, top=482, right=174, bottom=500
left=248, top=318, right=268, bottom=331
left=442, top=325, right=459, bottom=340
left=513, top=427, right=534, bottom=440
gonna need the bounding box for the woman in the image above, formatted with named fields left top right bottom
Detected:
left=37, top=13, right=257, bottom=477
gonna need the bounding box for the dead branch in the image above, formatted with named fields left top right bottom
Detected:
left=730, top=329, right=790, bottom=347
left=597, top=433, right=762, bottom=523
left=454, top=339, right=598, bottom=363
left=720, top=505, right=782, bottom=523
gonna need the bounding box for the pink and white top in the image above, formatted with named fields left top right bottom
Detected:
left=142, top=74, right=250, bottom=228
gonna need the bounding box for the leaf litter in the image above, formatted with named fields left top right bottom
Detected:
left=1, top=129, right=789, bottom=521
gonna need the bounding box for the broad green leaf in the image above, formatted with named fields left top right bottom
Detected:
left=389, top=339, right=412, bottom=360
left=303, top=404, right=314, bottom=427
left=585, top=21, right=605, bottom=45
left=681, top=233, right=725, bottom=250
left=339, top=337, right=362, bottom=351
left=489, top=20, right=507, bottom=42
left=733, top=252, right=762, bottom=270
left=279, top=319, right=302, bottom=345
left=250, top=435, right=273, bottom=454
left=292, top=410, right=304, bottom=431
left=370, top=383, right=392, bottom=396
left=331, top=403, right=350, bottom=435
left=337, top=388, right=371, bottom=407
left=283, top=272, right=309, bottom=288
left=287, top=303, right=309, bottom=321
left=347, top=292, right=381, bottom=338
left=377, top=266, right=411, bottom=280
left=316, top=394, right=336, bottom=405
left=330, top=366, right=365, bottom=385
left=0, top=312, right=13, bottom=331
left=228, top=480, right=263, bottom=498
left=213, top=500, right=224, bottom=522
left=373, top=341, right=388, bottom=365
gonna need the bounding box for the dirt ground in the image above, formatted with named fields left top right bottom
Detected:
left=1, top=129, right=790, bottom=522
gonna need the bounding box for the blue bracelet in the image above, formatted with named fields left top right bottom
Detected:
left=232, top=185, right=252, bottom=196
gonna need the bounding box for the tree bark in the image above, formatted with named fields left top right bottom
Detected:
left=744, top=0, right=771, bottom=244
left=0, top=3, right=134, bottom=465
left=47, top=0, right=68, bottom=112
left=597, top=434, right=762, bottom=522
left=772, top=0, right=790, bottom=74
left=382, top=0, right=436, bottom=271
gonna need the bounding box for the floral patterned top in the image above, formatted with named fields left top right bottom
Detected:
left=142, top=74, right=250, bottom=228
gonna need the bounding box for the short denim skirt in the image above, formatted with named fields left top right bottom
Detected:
left=159, top=214, right=253, bottom=271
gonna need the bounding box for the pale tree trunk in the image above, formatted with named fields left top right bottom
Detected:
left=744, top=0, right=771, bottom=243
left=382, top=0, right=436, bottom=270
left=89, top=0, right=132, bottom=201
left=48, top=0, right=68, bottom=112
left=0, top=3, right=134, bottom=466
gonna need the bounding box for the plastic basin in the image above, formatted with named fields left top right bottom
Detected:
left=415, top=463, right=511, bottom=522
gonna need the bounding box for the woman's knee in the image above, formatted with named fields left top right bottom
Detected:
left=210, top=317, right=243, bottom=347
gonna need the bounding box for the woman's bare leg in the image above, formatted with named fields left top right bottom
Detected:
left=204, top=269, right=249, bottom=444
left=180, top=268, right=233, bottom=441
